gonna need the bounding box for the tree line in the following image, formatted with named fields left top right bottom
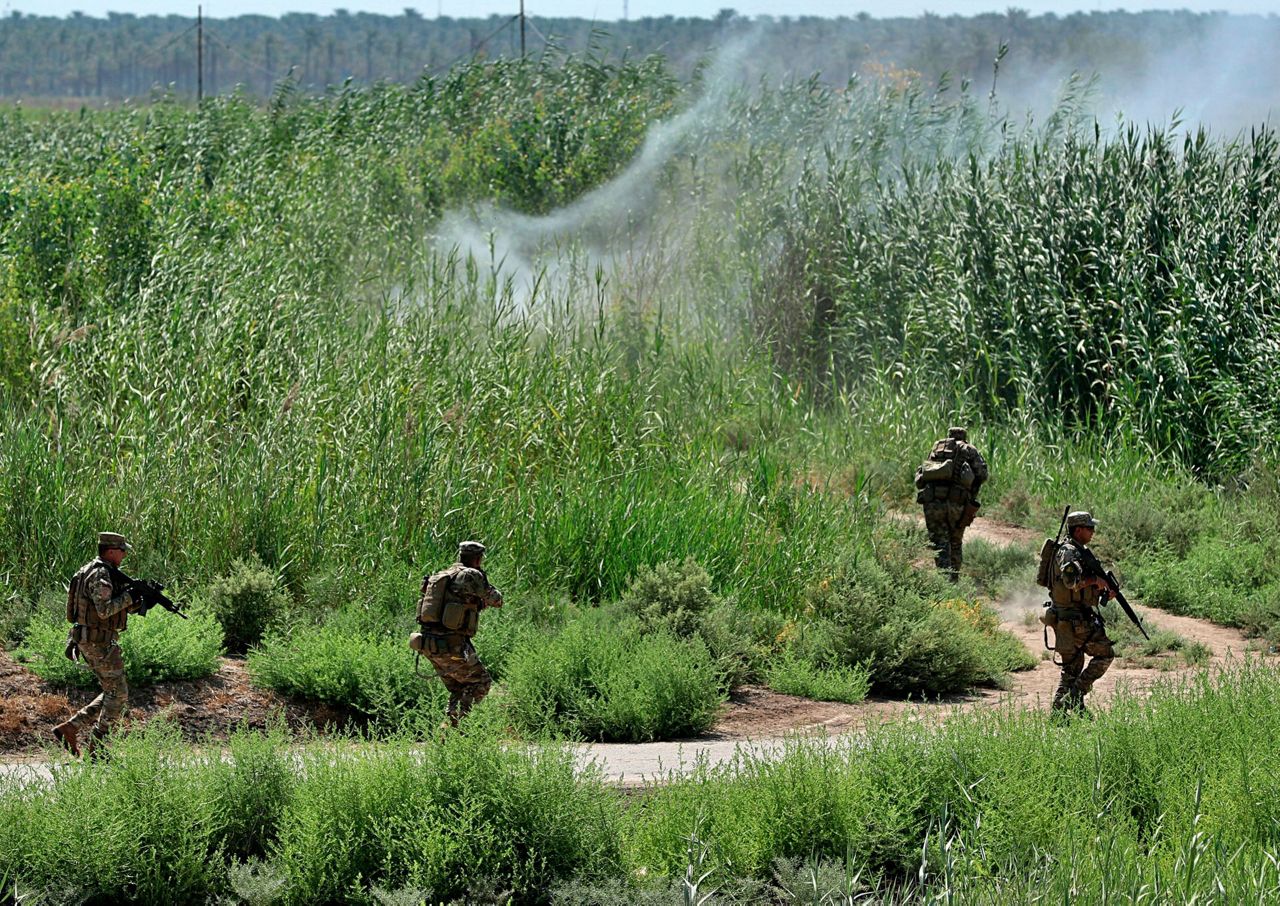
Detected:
left=1, top=7, right=1278, bottom=115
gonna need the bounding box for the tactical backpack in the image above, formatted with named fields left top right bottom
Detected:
left=1035, top=538, right=1059, bottom=589
left=915, top=438, right=975, bottom=490
left=417, top=567, right=457, bottom=625
left=410, top=567, right=456, bottom=656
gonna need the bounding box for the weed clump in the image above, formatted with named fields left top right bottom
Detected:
left=248, top=617, right=445, bottom=730
left=207, top=555, right=291, bottom=653
left=503, top=609, right=724, bottom=742
left=793, top=551, right=1032, bottom=696
left=621, top=558, right=758, bottom=685
left=765, top=654, right=871, bottom=704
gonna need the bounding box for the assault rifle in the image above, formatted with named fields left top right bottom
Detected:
left=111, top=567, right=188, bottom=619
left=1078, top=547, right=1148, bottom=640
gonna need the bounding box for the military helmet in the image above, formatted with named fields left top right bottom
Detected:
left=98, top=531, right=132, bottom=551
left=1066, top=511, right=1098, bottom=530
left=947, top=426, right=968, bottom=441
left=458, top=540, right=486, bottom=560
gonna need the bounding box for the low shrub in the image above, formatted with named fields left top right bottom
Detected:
left=799, top=552, right=1031, bottom=695
left=1102, top=482, right=1208, bottom=561
left=1125, top=540, right=1280, bottom=628
left=621, top=558, right=757, bottom=685
left=15, top=606, right=223, bottom=687
left=248, top=620, right=445, bottom=730
left=207, top=555, right=292, bottom=653
left=766, top=654, right=871, bottom=704
left=503, top=609, right=725, bottom=742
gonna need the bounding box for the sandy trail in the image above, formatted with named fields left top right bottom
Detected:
left=0, top=514, right=1260, bottom=786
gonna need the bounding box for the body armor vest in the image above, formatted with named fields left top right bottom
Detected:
left=67, top=559, right=129, bottom=634
left=1048, top=543, right=1101, bottom=610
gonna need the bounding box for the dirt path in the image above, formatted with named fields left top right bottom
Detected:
left=1, top=513, right=1262, bottom=785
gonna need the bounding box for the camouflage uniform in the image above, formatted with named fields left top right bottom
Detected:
left=1047, top=513, right=1114, bottom=714
left=54, top=533, right=137, bottom=755
left=917, top=427, right=988, bottom=580
left=418, top=541, right=503, bottom=726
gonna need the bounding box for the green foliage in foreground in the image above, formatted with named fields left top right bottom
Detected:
left=6, top=667, right=1280, bottom=904
left=15, top=606, right=222, bottom=687
left=502, top=608, right=726, bottom=742
left=248, top=620, right=446, bottom=727
left=765, top=654, right=871, bottom=704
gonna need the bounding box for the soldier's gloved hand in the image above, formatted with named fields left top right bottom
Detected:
left=63, top=637, right=79, bottom=662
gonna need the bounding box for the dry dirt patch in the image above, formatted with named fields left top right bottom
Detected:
left=0, top=651, right=350, bottom=755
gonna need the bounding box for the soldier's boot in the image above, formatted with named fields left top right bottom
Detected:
left=52, top=722, right=80, bottom=758
left=1051, top=679, right=1085, bottom=719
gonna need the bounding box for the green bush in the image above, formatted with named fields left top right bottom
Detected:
left=503, top=609, right=725, bottom=742
left=796, top=551, right=1027, bottom=696
left=207, top=555, right=292, bottom=653
left=1126, top=539, right=1280, bottom=628
left=621, top=559, right=758, bottom=686
left=15, top=606, right=222, bottom=687
left=0, top=717, right=622, bottom=905
left=248, top=620, right=444, bottom=730
left=622, top=558, right=722, bottom=637
left=765, top=654, right=871, bottom=704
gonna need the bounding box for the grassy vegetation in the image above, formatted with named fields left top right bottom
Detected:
left=16, top=606, right=222, bottom=686
left=6, top=665, right=1280, bottom=903
left=0, top=47, right=1278, bottom=750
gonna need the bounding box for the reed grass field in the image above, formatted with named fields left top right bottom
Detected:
left=3, top=46, right=1280, bottom=903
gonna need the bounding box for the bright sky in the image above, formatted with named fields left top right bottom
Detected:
left=8, top=0, right=1280, bottom=20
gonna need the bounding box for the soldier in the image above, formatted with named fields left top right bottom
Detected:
left=51, top=532, right=138, bottom=758
left=414, top=541, right=503, bottom=728
left=915, top=426, right=988, bottom=581
left=1046, top=511, right=1114, bottom=716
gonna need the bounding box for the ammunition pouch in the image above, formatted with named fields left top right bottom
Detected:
left=70, top=624, right=118, bottom=645
left=440, top=602, right=479, bottom=634
left=948, top=484, right=969, bottom=504
left=414, top=630, right=459, bottom=657
left=956, top=460, right=975, bottom=490
left=419, top=596, right=444, bottom=624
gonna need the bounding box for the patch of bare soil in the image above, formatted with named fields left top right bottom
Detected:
left=888, top=509, right=1041, bottom=549
left=0, top=650, right=353, bottom=755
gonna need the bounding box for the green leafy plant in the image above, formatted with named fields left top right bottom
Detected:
left=15, top=607, right=222, bottom=687
left=206, top=555, right=292, bottom=654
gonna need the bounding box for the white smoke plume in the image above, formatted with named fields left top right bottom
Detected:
left=431, top=30, right=762, bottom=308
